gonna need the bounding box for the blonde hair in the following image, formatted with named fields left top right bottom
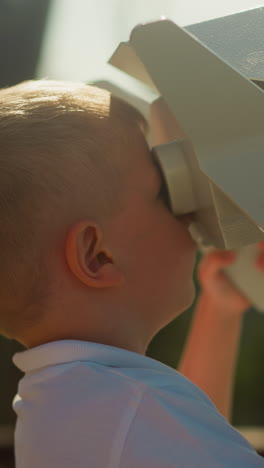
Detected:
left=0, top=79, right=148, bottom=340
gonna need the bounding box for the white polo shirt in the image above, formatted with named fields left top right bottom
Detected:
left=12, top=339, right=264, bottom=467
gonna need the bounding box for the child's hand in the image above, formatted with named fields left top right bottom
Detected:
left=197, top=242, right=264, bottom=317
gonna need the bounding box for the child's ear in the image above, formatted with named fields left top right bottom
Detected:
left=65, top=220, right=124, bottom=288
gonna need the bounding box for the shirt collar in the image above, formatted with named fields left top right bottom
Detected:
left=12, top=339, right=178, bottom=375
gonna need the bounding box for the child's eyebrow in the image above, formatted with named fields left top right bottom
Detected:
left=151, top=164, right=163, bottom=195
left=151, top=158, right=163, bottom=189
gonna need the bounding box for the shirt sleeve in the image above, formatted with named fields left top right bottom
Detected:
left=119, top=387, right=264, bottom=468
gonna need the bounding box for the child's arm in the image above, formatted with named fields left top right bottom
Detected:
left=178, top=243, right=264, bottom=422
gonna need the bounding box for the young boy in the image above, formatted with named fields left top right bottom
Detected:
left=0, top=79, right=263, bottom=467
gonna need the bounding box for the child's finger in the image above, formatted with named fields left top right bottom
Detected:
left=257, top=241, right=264, bottom=252
left=256, top=252, right=264, bottom=271
left=198, top=250, right=235, bottom=280
left=255, top=243, right=264, bottom=271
